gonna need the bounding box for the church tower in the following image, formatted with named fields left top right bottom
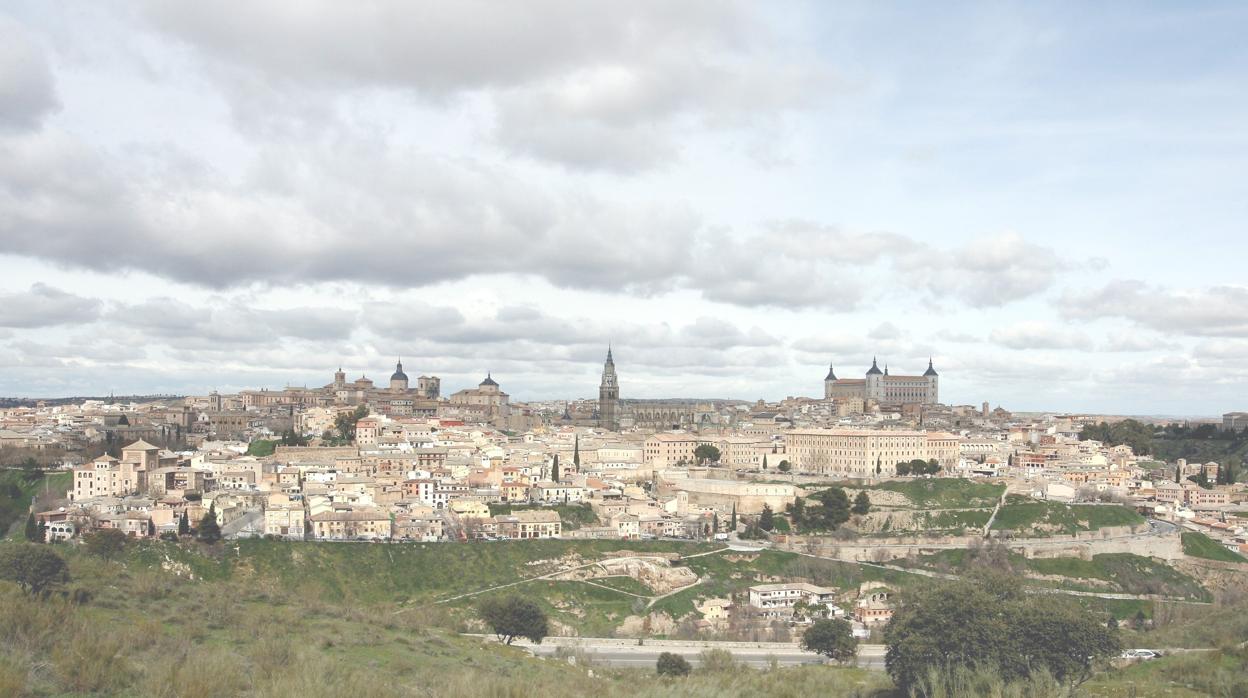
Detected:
left=598, top=348, right=619, bottom=431
left=823, top=363, right=837, bottom=399
left=923, top=358, right=940, bottom=404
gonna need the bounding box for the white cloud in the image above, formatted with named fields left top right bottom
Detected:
left=0, top=283, right=99, bottom=328
left=0, top=15, right=59, bottom=132
left=1064, top=281, right=1248, bottom=338
left=990, top=321, right=1091, bottom=350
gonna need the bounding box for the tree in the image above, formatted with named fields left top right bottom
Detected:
left=333, top=405, right=370, bottom=443
left=1186, top=473, right=1211, bottom=489
left=802, top=618, right=856, bottom=663
left=759, top=504, right=774, bottom=531
left=197, top=503, right=222, bottom=544
left=573, top=435, right=580, bottom=470
left=895, top=461, right=911, bottom=476
left=884, top=576, right=1120, bottom=694
left=761, top=454, right=768, bottom=471
left=778, top=460, right=791, bottom=473
left=24, top=513, right=39, bottom=542
left=551, top=454, right=560, bottom=483
left=730, top=503, right=737, bottom=532
left=0, top=544, right=70, bottom=595
left=794, top=488, right=851, bottom=532
left=178, top=511, right=190, bottom=537
left=656, top=652, right=691, bottom=676
left=477, top=595, right=548, bottom=645
left=851, top=491, right=871, bottom=516
left=694, top=444, right=721, bottom=464
left=83, top=528, right=128, bottom=560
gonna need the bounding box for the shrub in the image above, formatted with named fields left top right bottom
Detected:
left=698, top=648, right=737, bottom=672
left=83, top=528, right=129, bottom=560
left=656, top=651, right=691, bottom=676
left=0, top=544, right=70, bottom=595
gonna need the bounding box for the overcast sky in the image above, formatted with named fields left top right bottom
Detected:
left=0, top=2, right=1245, bottom=414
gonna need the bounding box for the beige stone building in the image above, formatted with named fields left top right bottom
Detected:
left=786, top=429, right=960, bottom=477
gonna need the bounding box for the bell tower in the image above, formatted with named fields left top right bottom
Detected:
left=598, top=347, right=619, bottom=431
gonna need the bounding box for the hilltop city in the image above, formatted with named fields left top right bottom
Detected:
left=3, top=351, right=1245, bottom=654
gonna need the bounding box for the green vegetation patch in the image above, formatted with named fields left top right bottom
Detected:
left=857, top=478, right=1005, bottom=509
left=991, top=499, right=1143, bottom=536
left=1181, top=531, right=1247, bottom=563
left=1, top=470, right=71, bottom=537
left=488, top=503, right=599, bottom=530
left=1026, top=554, right=1209, bottom=601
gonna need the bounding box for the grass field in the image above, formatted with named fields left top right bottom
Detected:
left=1181, top=531, right=1247, bottom=563
left=828, top=478, right=1004, bottom=509
left=1026, top=554, right=1210, bottom=601
left=990, top=497, right=1144, bottom=536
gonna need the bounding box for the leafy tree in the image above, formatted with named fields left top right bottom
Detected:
left=895, top=460, right=911, bottom=476
left=24, top=513, right=39, bottom=542
left=332, top=405, right=370, bottom=442
left=656, top=652, right=691, bottom=676
left=694, top=444, right=721, bottom=464
left=802, top=618, right=856, bottom=663
left=759, top=504, right=774, bottom=531
left=83, top=528, right=128, bottom=560
left=884, top=576, right=1120, bottom=693
left=1186, top=473, right=1212, bottom=490
left=778, top=460, right=791, bottom=473
left=477, top=595, right=548, bottom=645
left=851, top=491, right=871, bottom=516
left=197, top=503, right=222, bottom=544
left=178, top=511, right=190, bottom=537
left=551, top=454, right=560, bottom=483
left=0, top=544, right=70, bottom=595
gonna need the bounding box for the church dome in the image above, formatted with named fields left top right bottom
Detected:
left=391, top=360, right=408, bottom=382
left=480, top=373, right=499, bottom=387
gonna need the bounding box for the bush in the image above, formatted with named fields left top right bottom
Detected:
left=83, top=528, right=129, bottom=560
left=697, top=648, right=737, bottom=673
left=0, top=543, right=70, bottom=595
left=656, top=651, right=691, bottom=676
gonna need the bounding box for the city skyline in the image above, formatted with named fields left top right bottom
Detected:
left=1, top=2, right=1247, bottom=413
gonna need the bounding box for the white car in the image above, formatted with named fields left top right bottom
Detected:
left=1120, top=649, right=1161, bottom=660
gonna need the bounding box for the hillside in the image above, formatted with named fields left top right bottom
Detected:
left=3, top=539, right=1245, bottom=696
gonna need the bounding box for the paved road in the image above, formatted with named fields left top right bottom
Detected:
left=222, top=509, right=264, bottom=538
left=508, top=637, right=887, bottom=670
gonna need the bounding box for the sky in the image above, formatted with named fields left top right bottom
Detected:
left=0, top=1, right=1245, bottom=414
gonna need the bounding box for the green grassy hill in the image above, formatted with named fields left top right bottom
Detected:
left=990, top=497, right=1144, bottom=536
left=1181, top=531, right=1247, bottom=563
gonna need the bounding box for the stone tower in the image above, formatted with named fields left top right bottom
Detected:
left=598, top=347, right=619, bottom=431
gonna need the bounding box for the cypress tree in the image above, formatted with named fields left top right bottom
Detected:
left=573, top=435, right=580, bottom=470
left=730, top=503, right=737, bottom=532
left=25, top=513, right=39, bottom=542
left=178, top=511, right=189, bottom=536
left=551, top=454, right=560, bottom=483
left=197, top=503, right=222, bottom=544
left=762, top=455, right=768, bottom=471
